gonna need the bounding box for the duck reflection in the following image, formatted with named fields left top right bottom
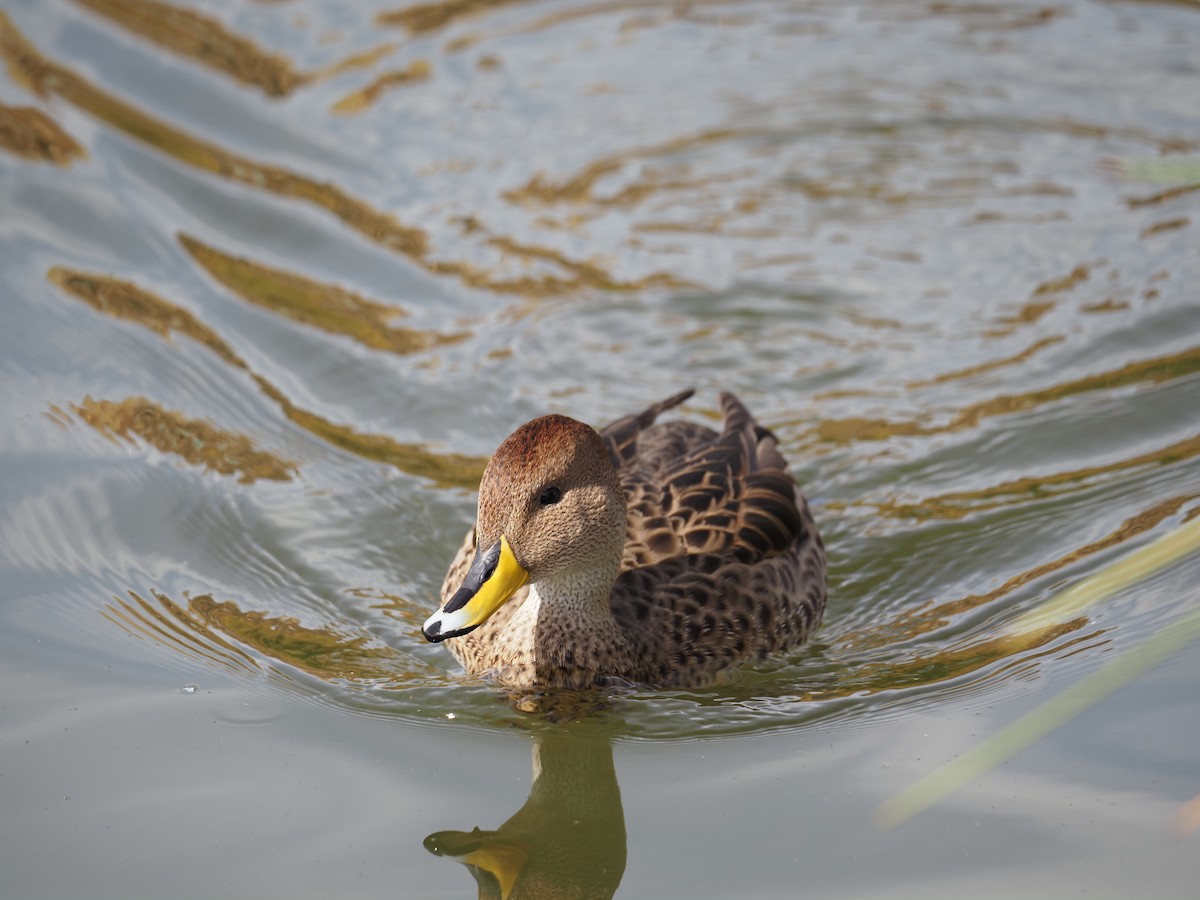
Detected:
left=425, top=732, right=626, bottom=900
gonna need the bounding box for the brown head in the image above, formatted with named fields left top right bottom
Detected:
left=423, top=415, right=626, bottom=642
left=477, top=415, right=625, bottom=580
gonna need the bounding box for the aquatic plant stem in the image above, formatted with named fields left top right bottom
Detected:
left=878, top=516, right=1200, bottom=828
left=1005, top=515, right=1200, bottom=638
left=878, top=604, right=1200, bottom=828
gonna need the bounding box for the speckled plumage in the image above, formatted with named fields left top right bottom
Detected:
left=435, top=390, right=827, bottom=689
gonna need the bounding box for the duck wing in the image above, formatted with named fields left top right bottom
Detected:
left=603, top=391, right=824, bottom=686
left=602, top=391, right=804, bottom=572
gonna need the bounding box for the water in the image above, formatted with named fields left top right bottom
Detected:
left=2, top=0, right=1199, bottom=896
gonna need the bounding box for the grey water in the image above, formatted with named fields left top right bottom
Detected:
left=2, top=0, right=1199, bottom=896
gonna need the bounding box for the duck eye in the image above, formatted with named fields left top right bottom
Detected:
left=538, top=486, right=563, bottom=506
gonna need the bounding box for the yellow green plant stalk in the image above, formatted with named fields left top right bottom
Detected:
left=878, top=515, right=1200, bottom=828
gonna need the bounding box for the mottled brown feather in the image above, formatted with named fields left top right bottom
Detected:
left=435, top=391, right=826, bottom=689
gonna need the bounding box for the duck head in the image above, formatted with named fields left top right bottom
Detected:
left=422, top=414, right=625, bottom=642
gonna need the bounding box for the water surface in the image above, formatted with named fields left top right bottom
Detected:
left=2, top=0, right=1199, bottom=896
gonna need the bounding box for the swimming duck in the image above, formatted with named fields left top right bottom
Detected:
left=422, top=390, right=826, bottom=689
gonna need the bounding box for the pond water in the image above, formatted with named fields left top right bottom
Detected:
left=2, top=0, right=1199, bottom=896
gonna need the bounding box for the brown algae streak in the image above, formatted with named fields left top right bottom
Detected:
left=1, top=12, right=678, bottom=298
left=48, top=267, right=487, bottom=489
left=886, top=434, right=1200, bottom=521
left=843, top=494, right=1199, bottom=652
left=1031, top=264, right=1090, bottom=296
left=436, top=0, right=755, bottom=52
left=504, top=128, right=743, bottom=210
left=979, top=265, right=1089, bottom=338
left=103, top=590, right=260, bottom=676
left=376, top=0, right=528, bottom=35
left=179, top=234, right=468, bottom=355
left=1126, top=183, right=1200, bottom=209
left=0, top=103, right=85, bottom=164
left=813, top=619, right=1098, bottom=703
left=105, top=590, right=429, bottom=684
left=48, top=266, right=248, bottom=365
left=814, top=345, right=1200, bottom=445
left=76, top=0, right=403, bottom=92
left=188, top=594, right=423, bottom=683
left=331, top=59, right=431, bottom=115
left=1141, top=218, right=1191, bottom=239
left=73, top=395, right=298, bottom=483
left=906, top=336, right=1065, bottom=388
left=1, top=14, right=424, bottom=251
left=72, top=0, right=305, bottom=97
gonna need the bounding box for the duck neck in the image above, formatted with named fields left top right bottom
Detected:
left=510, top=563, right=632, bottom=682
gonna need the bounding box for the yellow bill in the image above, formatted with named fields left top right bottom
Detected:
left=423, top=535, right=529, bottom=642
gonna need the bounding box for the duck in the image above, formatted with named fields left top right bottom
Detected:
left=422, top=389, right=826, bottom=689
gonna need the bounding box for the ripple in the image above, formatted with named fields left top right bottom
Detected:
left=3, top=0, right=1199, bottom=761
left=92, top=490, right=1197, bottom=744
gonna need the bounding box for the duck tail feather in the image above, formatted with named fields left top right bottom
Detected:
left=719, top=392, right=788, bottom=472
left=602, top=388, right=695, bottom=468
left=636, top=388, right=695, bottom=429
